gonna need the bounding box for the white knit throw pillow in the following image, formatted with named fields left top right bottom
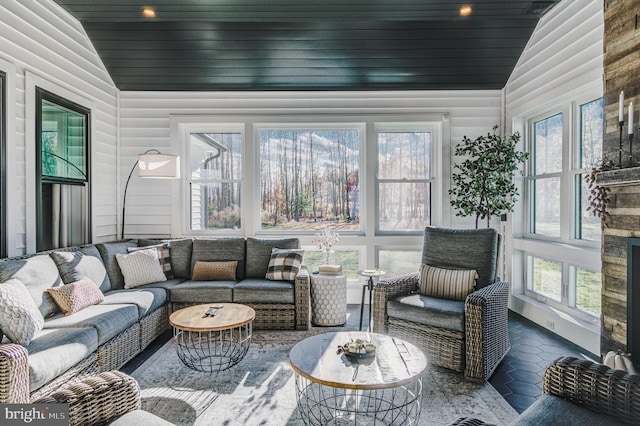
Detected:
left=116, top=248, right=167, bottom=289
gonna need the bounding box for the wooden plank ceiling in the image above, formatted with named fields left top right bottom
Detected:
left=52, top=0, right=560, bottom=91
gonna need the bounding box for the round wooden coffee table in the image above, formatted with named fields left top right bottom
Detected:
left=289, top=331, right=428, bottom=425
left=169, top=303, right=255, bottom=372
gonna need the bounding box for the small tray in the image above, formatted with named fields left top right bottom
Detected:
left=342, top=348, right=376, bottom=359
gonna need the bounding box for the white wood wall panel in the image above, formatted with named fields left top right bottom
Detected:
left=505, top=0, right=604, bottom=121
left=119, top=90, right=501, bottom=237
left=0, top=0, right=118, bottom=255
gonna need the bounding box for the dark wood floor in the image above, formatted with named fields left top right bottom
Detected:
left=123, top=306, right=599, bottom=415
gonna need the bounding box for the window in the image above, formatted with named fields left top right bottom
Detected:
left=259, top=128, right=361, bottom=232
left=376, top=129, right=432, bottom=233
left=521, top=95, right=603, bottom=321
left=188, top=131, right=243, bottom=231
left=36, top=88, right=90, bottom=251
left=0, top=71, right=5, bottom=258
left=378, top=248, right=422, bottom=277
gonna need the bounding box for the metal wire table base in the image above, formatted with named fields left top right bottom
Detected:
left=173, top=323, right=252, bottom=372
left=294, top=375, right=423, bottom=425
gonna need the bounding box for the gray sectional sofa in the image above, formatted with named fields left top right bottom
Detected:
left=0, top=237, right=310, bottom=403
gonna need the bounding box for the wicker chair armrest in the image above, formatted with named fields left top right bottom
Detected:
left=0, top=342, right=30, bottom=403
left=542, top=356, right=640, bottom=424
left=464, top=281, right=510, bottom=382
left=294, top=265, right=311, bottom=330
left=34, top=370, right=141, bottom=426
left=372, top=272, right=419, bottom=333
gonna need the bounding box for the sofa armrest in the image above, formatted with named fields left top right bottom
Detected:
left=543, top=356, right=640, bottom=424
left=0, top=342, right=30, bottom=403
left=372, top=272, right=419, bottom=333
left=464, top=280, right=510, bottom=382
left=294, top=266, right=310, bottom=330
left=34, top=370, right=141, bottom=426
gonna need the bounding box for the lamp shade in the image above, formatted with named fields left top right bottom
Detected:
left=138, top=153, right=180, bottom=179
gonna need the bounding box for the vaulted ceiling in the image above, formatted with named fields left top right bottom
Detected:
left=53, top=0, right=560, bottom=91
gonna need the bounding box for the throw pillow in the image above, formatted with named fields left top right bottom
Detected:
left=50, top=249, right=111, bottom=293
left=266, top=248, right=305, bottom=282
left=0, top=279, right=45, bottom=346
left=115, top=249, right=167, bottom=289
left=47, top=278, right=105, bottom=316
left=418, top=263, right=478, bottom=301
left=128, top=243, right=174, bottom=279
left=192, top=261, right=238, bottom=281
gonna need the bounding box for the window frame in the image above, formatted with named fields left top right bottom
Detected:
left=374, top=122, right=436, bottom=236
left=518, top=91, right=604, bottom=324
left=183, top=123, right=246, bottom=236
left=0, top=71, right=5, bottom=258
left=255, top=122, right=365, bottom=235
left=35, top=87, right=91, bottom=251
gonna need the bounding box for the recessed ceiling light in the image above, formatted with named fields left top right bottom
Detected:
left=459, top=5, right=473, bottom=16
left=142, top=7, right=157, bottom=18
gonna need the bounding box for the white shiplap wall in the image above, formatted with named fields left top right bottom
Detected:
left=0, top=0, right=119, bottom=255
left=118, top=90, right=502, bottom=237
left=503, top=0, right=604, bottom=354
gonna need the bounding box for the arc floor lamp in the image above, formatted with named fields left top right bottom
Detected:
left=121, top=149, right=180, bottom=239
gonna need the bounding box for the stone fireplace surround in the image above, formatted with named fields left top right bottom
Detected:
left=597, top=167, right=640, bottom=367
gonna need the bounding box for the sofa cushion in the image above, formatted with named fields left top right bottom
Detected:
left=96, top=241, right=139, bottom=290
left=136, top=278, right=186, bottom=292
left=233, top=279, right=295, bottom=304
left=191, top=238, right=246, bottom=280
left=128, top=243, right=173, bottom=279
left=169, top=281, right=234, bottom=303
left=50, top=246, right=111, bottom=293
left=116, top=249, right=167, bottom=289
left=266, top=248, right=304, bottom=282
left=139, top=238, right=193, bottom=279
left=513, top=394, right=627, bottom=426
left=43, top=303, right=139, bottom=346
left=192, top=261, right=238, bottom=281
left=27, top=327, right=98, bottom=392
left=0, top=279, right=45, bottom=345
left=0, top=255, right=63, bottom=317
left=418, top=263, right=478, bottom=301
left=47, top=278, right=105, bottom=316
left=245, top=237, right=299, bottom=278
left=387, top=293, right=465, bottom=332
left=102, top=287, right=167, bottom=318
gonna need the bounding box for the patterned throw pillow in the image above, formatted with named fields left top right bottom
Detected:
left=47, top=278, right=105, bottom=316
left=266, top=248, right=305, bottom=282
left=128, top=243, right=173, bottom=279
left=418, top=263, right=478, bottom=301
left=192, top=261, right=238, bottom=281
left=0, top=279, right=45, bottom=346
left=115, top=249, right=167, bottom=289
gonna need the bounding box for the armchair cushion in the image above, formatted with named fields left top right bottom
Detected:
left=418, top=263, right=477, bottom=301
left=388, top=293, right=465, bottom=332
left=422, top=227, right=498, bottom=288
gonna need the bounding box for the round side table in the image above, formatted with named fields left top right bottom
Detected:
left=310, top=273, right=347, bottom=326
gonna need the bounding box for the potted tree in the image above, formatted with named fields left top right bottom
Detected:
left=449, top=125, right=529, bottom=228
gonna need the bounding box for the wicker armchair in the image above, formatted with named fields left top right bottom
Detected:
left=449, top=356, right=640, bottom=425
left=373, top=227, right=510, bottom=382
left=34, top=371, right=172, bottom=426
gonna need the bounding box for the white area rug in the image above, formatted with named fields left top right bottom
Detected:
left=131, top=329, right=517, bottom=425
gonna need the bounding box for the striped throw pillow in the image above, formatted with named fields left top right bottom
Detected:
left=418, top=264, right=478, bottom=301
left=266, top=248, right=305, bottom=282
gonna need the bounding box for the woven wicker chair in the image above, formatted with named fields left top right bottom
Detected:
left=34, top=371, right=172, bottom=426
left=449, top=356, right=640, bottom=425
left=373, top=226, right=510, bottom=382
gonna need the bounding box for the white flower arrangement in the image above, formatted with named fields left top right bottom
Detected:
left=313, top=227, right=340, bottom=251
